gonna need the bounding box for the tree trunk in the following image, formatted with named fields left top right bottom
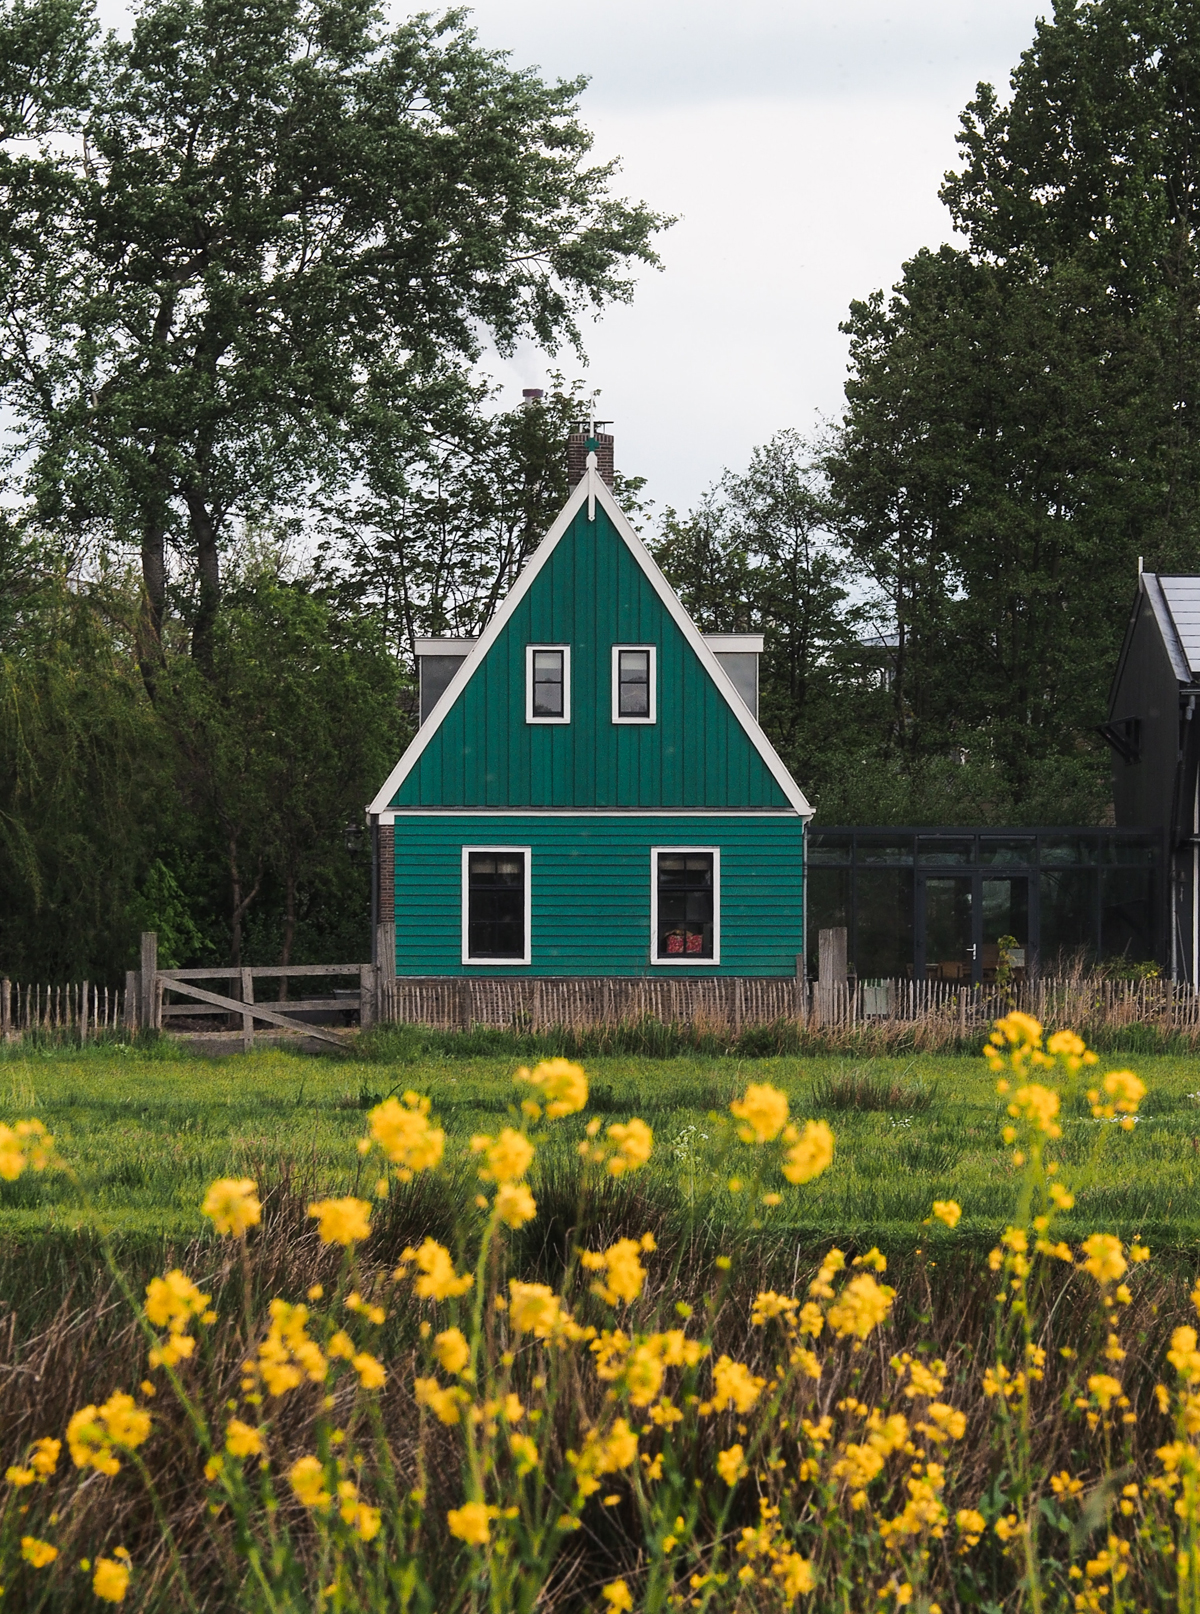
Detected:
left=189, top=492, right=222, bottom=671
left=279, top=869, right=296, bottom=1000
left=228, top=836, right=263, bottom=968
left=138, top=513, right=168, bottom=700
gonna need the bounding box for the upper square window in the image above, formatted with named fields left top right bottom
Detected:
left=612, top=645, right=657, bottom=724
left=526, top=645, right=570, bottom=723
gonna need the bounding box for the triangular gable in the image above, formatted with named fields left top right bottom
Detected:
left=368, top=464, right=812, bottom=817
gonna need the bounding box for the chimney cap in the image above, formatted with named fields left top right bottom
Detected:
left=522, top=388, right=544, bottom=403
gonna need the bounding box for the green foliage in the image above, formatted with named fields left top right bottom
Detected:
left=653, top=431, right=881, bottom=799
left=814, top=0, right=1200, bottom=823
left=0, top=0, right=668, bottom=660
left=0, top=563, right=174, bottom=977
left=321, top=378, right=612, bottom=663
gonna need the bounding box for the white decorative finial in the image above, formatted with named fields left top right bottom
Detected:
left=586, top=449, right=598, bottom=520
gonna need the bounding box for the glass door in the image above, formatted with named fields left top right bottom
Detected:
left=919, top=876, right=975, bottom=983
left=981, top=877, right=1029, bottom=982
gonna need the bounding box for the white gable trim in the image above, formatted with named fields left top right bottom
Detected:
left=367, top=472, right=813, bottom=818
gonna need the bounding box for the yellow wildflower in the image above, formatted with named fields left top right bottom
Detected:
left=709, top=1356, right=765, bottom=1414
left=256, top=1300, right=327, bottom=1394
left=225, top=1419, right=263, bottom=1458
left=607, top=1117, right=653, bottom=1175
left=415, top=1377, right=467, bottom=1424
left=29, top=1436, right=59, bottom=1477
left=917, top=1403, right=966, bottom=1443
left=67, top=1393, right=151, bottom=1476
left=993, top=1012, right=1043, bottom=1048
left=956, top=1508, right=986, bottom=1545
left=510, top=1433, right=539, bottom=1474
left=367, top=1095, right=445, bottom=1179
left=602, top=1581, right=634, bottom=1611
left=776, top=1553, right=815, bottom=1596
left=93, top=1555, right=131, bottom=1603
left=434, top=1327, right=470, bottom=1375
left=144, top=1270, right=211, bottom=1331
left=352, top=1352, right=386, bottom=1389
left=717, top=1444, right=747, bottom=1485
left=1168, top=1326, right=1200, bottom=1381
left=931, top=1200, right=961, bottom=1228
left=507, top=1281, right=566, bottom=1336
left=1087, top=1373, right=1123, bottom=1411
left=400, top=1238, right=474, bottom=1300
left=583, top=1237, right=651, bottom=1305
left=1008, top=1084, right=1061, bottom=1139
left=752, top=1291, right=800, bottom=1324
left=495, top=1181, right=537, bottom=1228
left=730, top=1082, right=789, bottom=1143
left=515, top=1059, right=588, bottom=1119
left=1081, top=1234, right=1127, bottom=1284
left=448, top=1500, right=494, bottom=1544
left=828, top=1274, right=895, bottom=1340
left=1102, top=1070, right=1145, bottom=1114
left=569, top=1420, right=639, bottom=1496
left=0, top=1118, right=56, bottom=1180
left=201, top=1178, right=261, bottom=1236
left=782, top=1119, right=834, bottom=1184
left=21, top=1536, right=57, bottom=1568
left=307, top=1197, right=371, bottom=1245
left=1049, top=1182, right=1074, bottom=1210
left=290, top=1455, right=332, bottom=1508
left=473, top=1127, right=535, bottom=1184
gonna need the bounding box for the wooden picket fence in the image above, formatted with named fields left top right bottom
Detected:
left=1, top=978, right=126, bottom=1041
left=1, top=952, right=1193, bottom=1047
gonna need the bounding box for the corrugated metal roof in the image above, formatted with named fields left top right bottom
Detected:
left=1155, top=576, right=1200, bottom=679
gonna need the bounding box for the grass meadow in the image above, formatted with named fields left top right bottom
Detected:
left=3, top=1029, right=1200, bottom=1248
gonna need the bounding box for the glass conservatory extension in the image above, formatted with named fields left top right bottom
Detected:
left=807, top=828, right=1163, bottom=984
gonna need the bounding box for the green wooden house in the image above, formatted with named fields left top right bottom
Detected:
left=366, top=452, right=812, bottom=978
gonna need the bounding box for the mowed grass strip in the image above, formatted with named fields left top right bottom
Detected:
left=2, top=1039, right=1200, bottom=1241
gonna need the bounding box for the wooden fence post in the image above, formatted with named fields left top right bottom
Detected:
left=240, top=967, right=254, bottom=1052
left=124, top=970, right=139, bottom=1033
left=80, top=978, right=89, bottom=1043
left=359, top=963, right=376, bottom=1030
left=374, top=923, right=397, bottom=1023
left=140, top=932, right=158, bottom=1031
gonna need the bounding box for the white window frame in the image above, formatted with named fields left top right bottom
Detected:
left=612, top=644, right=657, bottom=724
left=461, top=846, right=532, bottom=966
left=650, top=845, right=721, bottom=965
left=525, top=644, right=571, bottom=724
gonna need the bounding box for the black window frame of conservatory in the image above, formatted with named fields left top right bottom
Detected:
left=805, top=826, right=1165, bottom=981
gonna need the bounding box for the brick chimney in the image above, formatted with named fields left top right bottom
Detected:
left=567, top=423, right=614, bottom=487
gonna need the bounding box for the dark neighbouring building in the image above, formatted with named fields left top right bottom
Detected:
left=806, top=571, right=1177, bottom=984
left=806, top=827, right=1162, bottom=986
left=1105, top=571, right=1200, bottom=983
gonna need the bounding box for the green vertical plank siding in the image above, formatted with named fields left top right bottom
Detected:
left=391, top=814, right=804, bottom=977
left=390, top=505, right=789, bottom=810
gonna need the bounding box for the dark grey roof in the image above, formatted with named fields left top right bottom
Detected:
left=1146, top=574, right=1200, bottom=682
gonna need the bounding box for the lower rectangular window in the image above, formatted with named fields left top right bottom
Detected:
left=463, top=848, right=530, bottom=963
left=652, top=847, right=719, bottom=963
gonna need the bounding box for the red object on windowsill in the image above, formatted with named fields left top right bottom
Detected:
left=686, top=933, right=704, bottom=954
left=665, top=933, right=684, bottom=954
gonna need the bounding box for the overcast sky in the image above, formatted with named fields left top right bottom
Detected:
left=459, top=0, right=1049, bottom=514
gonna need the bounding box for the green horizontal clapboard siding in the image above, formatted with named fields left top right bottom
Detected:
left=391, top=814, right=804, bottom=977
left=389, top=503, right=789, bottom=810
